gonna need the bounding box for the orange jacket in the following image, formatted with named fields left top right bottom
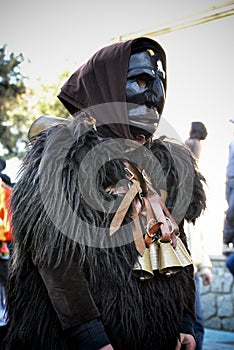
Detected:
left=0, top=178, right=13, bottom=242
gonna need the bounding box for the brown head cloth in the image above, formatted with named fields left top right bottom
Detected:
left=58, top=37, right=166, bottom=139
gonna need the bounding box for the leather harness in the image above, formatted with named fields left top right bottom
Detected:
left=106, top=161, right=179, bottom=256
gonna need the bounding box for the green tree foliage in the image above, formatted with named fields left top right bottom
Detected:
left=0, top=44, right=71, bottom=159
left=0, top=45, right=27, bottom=157
left=27, top=71, right=71, bottom=121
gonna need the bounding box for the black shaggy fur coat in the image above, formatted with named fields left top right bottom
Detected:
left=3, top=117, right=206, bottom=350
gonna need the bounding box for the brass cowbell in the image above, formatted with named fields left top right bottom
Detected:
left=174, top=236, right=193, bottom=267
left=132, top=248, right=154, bottom=280
left=149, top=242, right=160, bottom=271
left=159, top=240, right=183, bottom=275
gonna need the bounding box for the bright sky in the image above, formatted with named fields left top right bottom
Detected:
left=1, top=0, right=234, bottom=255
left=1, top=0, right=230, bottom=82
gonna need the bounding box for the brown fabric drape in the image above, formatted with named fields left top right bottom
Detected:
left=58, top=37, right=166, bottom=140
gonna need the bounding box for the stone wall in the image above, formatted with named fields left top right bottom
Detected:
left=200, top=255, right=234, bottom=331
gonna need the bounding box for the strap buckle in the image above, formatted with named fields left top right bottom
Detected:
left=165, top=217, right=174, bottom=234
left=124, top=167, right=135, bottom=181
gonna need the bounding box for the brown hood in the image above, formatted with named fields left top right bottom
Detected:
left=58, top=37, right=167, bottom=139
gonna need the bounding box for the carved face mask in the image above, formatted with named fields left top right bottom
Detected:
left=126, top=50, right=166, bottom=140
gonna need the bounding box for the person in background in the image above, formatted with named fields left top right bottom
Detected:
left=185, top=122, right=212, bottom=350
left=185, top=122, right=208, bottom=160
left=185, top=220, right=212, bottom=350
left=0, top=158, right=13, bottom=343
left=223, top=118, right=234, bottom=277
left=0, top=159, right=14, bottom=189
left=226, top=252, right=234, bottom=278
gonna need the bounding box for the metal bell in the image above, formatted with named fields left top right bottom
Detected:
left=174, top=236, right=193, bottom=267
left=159, top=240, right=184, bottom=275
left=132, top=248, right=154, bottom=280
left=149, top=242, right=160, bottom=271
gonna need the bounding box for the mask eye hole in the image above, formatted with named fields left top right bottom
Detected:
left=137, top=80, right=147, bottom=88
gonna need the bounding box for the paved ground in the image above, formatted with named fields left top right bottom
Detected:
left=203, top=328, right=234, bottom=350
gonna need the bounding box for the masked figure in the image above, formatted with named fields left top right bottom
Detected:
left=4, top=38, right=206, bottom=350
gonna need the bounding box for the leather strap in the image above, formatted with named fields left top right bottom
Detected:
left=131, top=205, right=146, bottom=256
left=143, top=196, right=162, bottom=246
left=108, top=161, right=179, bottom=251
left=147, top=184, right=179, bottom=234
left=109, top=179, right=141, bottom=236
left=147, top=194, right=175, bottom=245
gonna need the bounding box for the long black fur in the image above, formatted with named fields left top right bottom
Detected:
left=3, top=118, right=206, bottom=350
